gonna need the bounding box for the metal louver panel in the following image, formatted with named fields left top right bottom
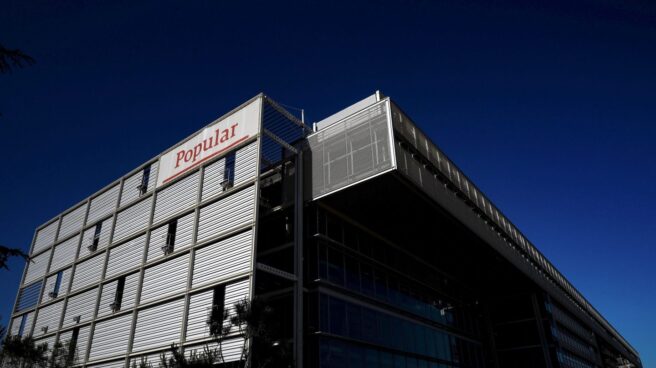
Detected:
left=34, top=335, right=56, bottom=354
left=88, top=312, right=132, bottom=361
left=105, top=235, right=146, bottom=279
left=23, top=250, right=51, bottom=285
left=49, top=235, right=80, bottom=272
left=87, top=359, right=129, bottom=368
left=87, top=185, right=119, bottom=225
left=9, top=315, right=21, bottom=336
left=201, top=156, right=225, bottom=201
left=41, top=268, right=72, bottom=302
left=140, top=254, right=189, bottom=304
left=10, top=312, right=33, bottom=336
left=97, top=272, right=139, bottom=317
left=58, top=205, right=86, bottom=241
left=197, top=185, right=255, bottom=243
left=33, top=221, right=59, bottom=254
left=192, top=230, right=253, bottom=288
left=185, top=289, right=213, bottom=341
left=153, top=172, right=199, bottom=224
left=132, top=297, right=184, bottom=352
left=80, top=216, right=112, bottom=259
left=62, top=287, right=98, bottom=328
left=120, top=168, right=145, bottom=207
left=185, top=338, right=244, bottom=363
left=16, top=281, right=42, bottom=312
left=131, top=351, right=172, bottom=368
left=224, top=278, right=250, bottom=321
left=58, top=326, right=91, bottom=366
left=33, top=301, right=64, bottom=337
left=147, top=212, right=194, bottom=263
left=112, top=197, right=152, bottom=243
left=234, top=141, right=258, bottom=186
left=71, top=253, right=104, bottom=292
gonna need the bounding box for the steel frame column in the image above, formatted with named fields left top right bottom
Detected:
left=293, top=150, right=304, bottom=368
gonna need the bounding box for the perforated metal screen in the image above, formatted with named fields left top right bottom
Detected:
left=307, top=100, right=394, bottom=199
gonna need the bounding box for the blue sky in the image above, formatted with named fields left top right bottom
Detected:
left=1, top=0, right=654, bottom=365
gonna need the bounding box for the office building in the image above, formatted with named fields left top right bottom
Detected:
left=7, top=93, right=641, bottom=368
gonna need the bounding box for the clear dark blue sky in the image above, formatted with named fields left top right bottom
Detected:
left=1, top=0, right=654, bottom=365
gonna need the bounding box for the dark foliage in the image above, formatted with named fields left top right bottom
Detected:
left=0, top=44, right=35, bottom=73
left=0, top=245, right=29, bottom=271
left=0, top=335, right=49, bottom=368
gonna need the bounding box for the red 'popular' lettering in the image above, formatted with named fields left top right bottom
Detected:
left=175, top=150, right=185, bottom=168
left=173, top=122, right=241, bottom=169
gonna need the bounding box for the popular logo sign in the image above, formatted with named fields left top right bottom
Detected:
left=156, top=99, right=261, bottom=187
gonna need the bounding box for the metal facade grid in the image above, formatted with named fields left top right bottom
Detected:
left=388, top=101, right=639, bottom=360
left=11, top=95, right=272, bottom=366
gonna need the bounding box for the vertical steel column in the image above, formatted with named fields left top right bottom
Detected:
left=293, top=149, right=304, bottom=368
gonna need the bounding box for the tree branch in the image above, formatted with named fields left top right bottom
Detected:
left=0, top=44, right=36, bottom=73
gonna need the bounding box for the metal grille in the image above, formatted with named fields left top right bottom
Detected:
left=16, top=282, right=42, bottom=312
left=307, top=100, right=393, bottom=199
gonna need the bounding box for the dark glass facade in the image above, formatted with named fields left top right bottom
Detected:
left=252, top=94, right=640, bottom=368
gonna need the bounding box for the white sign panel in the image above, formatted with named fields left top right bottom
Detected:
left=156, top=99, right=261, bottom=187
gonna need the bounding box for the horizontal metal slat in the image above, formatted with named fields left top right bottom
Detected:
left=153, top=172, right=199, bottom=224
left=63, top=287, right=98, bottom=328
left=113, top=197, right=152, bottom=243
left=71, top=253, right=104, bottom=292
left=140, top=254, right=189, bottom=304
left=58, top=204, right=86, bottom=241
left=34, top=301, right=64, bottom=337
left=193, top=230, right=253, bottom=288
left=32, top=221, right=59, bottom=255
left=133, top=297, right=185, bottom=352
left=50, top=234, right=80, bottom=272
left=88, top=313, right=133, bottom=361
left=197, top=186, right=255, bottom=242
left=87, top=185, right=120, bottom=225
left=106, top=235, right=146, bottom=279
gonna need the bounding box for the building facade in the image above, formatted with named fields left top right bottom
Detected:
left=7, top=93, right=641, bottom=368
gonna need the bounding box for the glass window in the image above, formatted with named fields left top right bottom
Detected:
left=209, top=285, right=225, bottom=336
left=380, top=351, right=394, bottom=368
left=327, top=247, right=345, bottom=286
left=394, top=354, right=406, bottom=368
left=139, top=164, right=151, bottom=195
left=163, top=219, right=177, bottom=254
left=361, top=307, right=377, bottom=342
left=329, top=297, right=347, bottom=336
left=320, top=294, right=330, bottom=333
left=52, top=270, right=63, bottom=297
left=345, top=255, right=360, bottom=293
left=92, top=222, right=102, bottom=250
left=347, top=344, right=364, bottom=367
left=111, top=276, right=126, bottom=312
left=223, top=152, right=236, bottom=188
left=360, top=263, right=374, bottom=297
left=68, top=327, right=80, bottom=361
left=364, top=348, right=379, bottom=368
left=328, top=340, right=348, bottom=368
left=374, top=268, right=388, bottom=301
left=17, top=314, right=27, bottom=336
left=318, top=244, right=328, bottom=280
left=347, top=303, right=363, bottom=340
